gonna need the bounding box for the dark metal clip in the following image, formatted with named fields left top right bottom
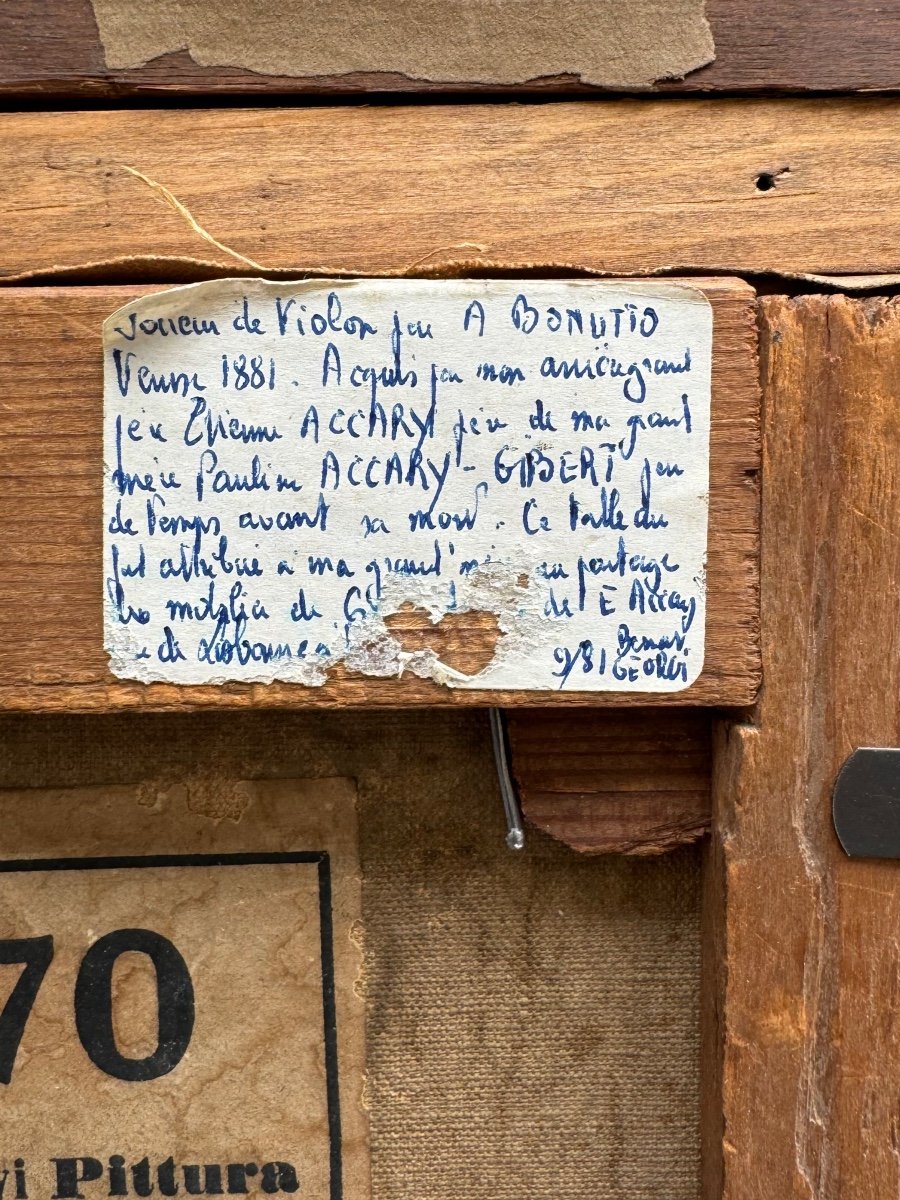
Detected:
left=833, top=747, right=900, bottom=858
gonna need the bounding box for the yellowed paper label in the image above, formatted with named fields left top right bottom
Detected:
left=0, top=779, right=368, bottom=1200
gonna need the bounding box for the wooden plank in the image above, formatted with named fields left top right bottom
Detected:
left=702, top=295, right=900, bottom=1198
left=1, top=0, right=899, bottom=95
left=0, top=278, right=759, bottom=712
left=508, top=709, right=711, bottom=854
left=0, top=101, right=898, bottom=281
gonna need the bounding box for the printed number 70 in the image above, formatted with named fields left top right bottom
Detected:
left=0, top=930, right=194, bottom=1084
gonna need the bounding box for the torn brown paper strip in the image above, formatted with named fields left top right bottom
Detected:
left=0, top=778, right=369, bottom=1200
left=89, top=0, right=714, bottom=88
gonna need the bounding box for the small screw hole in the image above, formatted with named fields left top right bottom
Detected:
left=756, top=172, right=777, bottom=192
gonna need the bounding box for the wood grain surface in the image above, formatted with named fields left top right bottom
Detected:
left=1, top=0, right=898, bottom=95
left=702, top=296, right=900, bottom=1198
left=509, top=709, right=711, bottom=854
left=0, top=101, right=898, bottom=281
left=0, top=278, right=759, bottom=711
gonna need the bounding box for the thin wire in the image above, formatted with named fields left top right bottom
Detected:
left=489, top=708, right=525, bottom=851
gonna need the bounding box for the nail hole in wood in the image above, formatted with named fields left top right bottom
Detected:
left=756, top=166, right=790, bottom=193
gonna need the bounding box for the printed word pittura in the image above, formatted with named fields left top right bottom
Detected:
left=0, top=1157, right=301, bottom=1200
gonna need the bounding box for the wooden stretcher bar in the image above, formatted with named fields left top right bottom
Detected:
left=0, top=277, right=758, bottom=711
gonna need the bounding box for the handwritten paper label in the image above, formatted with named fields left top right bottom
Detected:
left=103, top=279, right=712, bottom=691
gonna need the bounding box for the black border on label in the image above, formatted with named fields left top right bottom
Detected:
left=0, top=852, right=343, bottom=1200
